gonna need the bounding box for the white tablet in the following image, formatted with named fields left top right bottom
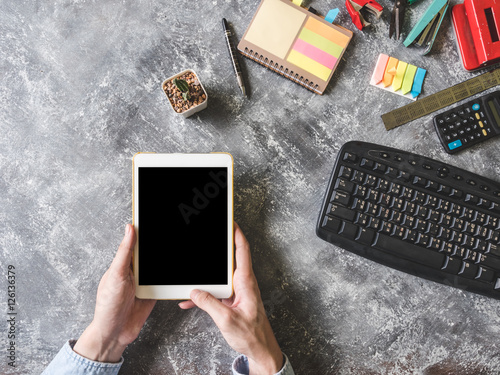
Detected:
left=132, top=152, right=234, bottom=300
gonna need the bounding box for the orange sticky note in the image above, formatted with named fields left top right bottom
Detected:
left=383, top=57, right=399, bottom=87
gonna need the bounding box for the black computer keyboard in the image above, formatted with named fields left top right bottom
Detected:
left=316, top=141, right=500, bottom=299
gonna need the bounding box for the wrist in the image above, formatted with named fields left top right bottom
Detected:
left=247, top=351, right=283, bottom=375
left=247, top=336, right=284, bottom=375
left=73, top=323, right=127, bottom=363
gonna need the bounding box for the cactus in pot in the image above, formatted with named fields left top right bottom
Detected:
left=173, top=78, right=191, bottom=101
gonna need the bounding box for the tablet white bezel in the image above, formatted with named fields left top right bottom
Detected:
left=132, top=152, right=234, bottom=300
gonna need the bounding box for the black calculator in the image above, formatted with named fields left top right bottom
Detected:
left=433, top=91, right=500, bottom=154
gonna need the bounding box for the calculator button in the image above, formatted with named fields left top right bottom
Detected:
left=472, top=103, right=480, bottom=111
left=448, top=140, right=463, bottom=150
left=475, top=113, right=481, bottom=120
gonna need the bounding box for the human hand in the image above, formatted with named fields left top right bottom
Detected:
left=179, top=223, right=283, bottom=375
left=73, top=224, right=156, bottom=363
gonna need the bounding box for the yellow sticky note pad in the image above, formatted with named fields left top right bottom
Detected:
left=392, top=61, right=408, bottom=91
left=383, top=57, right=399, bottom=87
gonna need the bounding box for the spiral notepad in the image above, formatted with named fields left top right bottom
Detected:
left=237, top=0, right=353, bottom=94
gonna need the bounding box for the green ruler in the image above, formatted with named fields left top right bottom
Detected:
left=381, top=67, right=500, bottom=130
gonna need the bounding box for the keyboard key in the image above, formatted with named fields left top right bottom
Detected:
left=356, top=228, right=375, bottom=246
left=374, top=162, right=387, bottom=173
left=334, top=178, right=355, bottom=194
left=441, top=256, right=461, bottom=274
left=327, top=204, right=356, bottom=222
left=413, top=176, right=427, bottom=187
left=343, top=152, right=358, bottom=163
left=486, top=243, right=500, bottom=257
left=374, top=233, right=445, bottom=268
left=331, top=191, right=351, bottom=206
left=322, top=216, right=341, bottom=233
left=367, top=217, right=381, bottom=230
left=340, top=166, right=353, bottom=179
left=459, top=262, right=478, bottom=279
left=356, top=213, right=370, bottom=227
left=339, top=221, right=358, bottom=239
left=475, top=266, right=495, bottom=283
left=360, top=158, right=375, bottom=169
left=352, top=170, right=365, bottom=184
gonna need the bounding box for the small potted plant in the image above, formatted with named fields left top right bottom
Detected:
left=162, top=69, right=208, bottom=118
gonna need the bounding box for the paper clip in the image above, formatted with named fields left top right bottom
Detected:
left=346, top=0, right=383, bottom=30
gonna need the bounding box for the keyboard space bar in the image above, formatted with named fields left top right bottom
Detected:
left=373, top=233, right=445, bottom=269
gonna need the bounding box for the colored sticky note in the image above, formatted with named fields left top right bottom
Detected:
left=292, top=0, right=303, bottom=5
left=285, top=16, right=347, bottom=81
left=287, top=50, right=332, bottom=80
left=373, top=54, right=389, bottom=84
left=401, top=64, right=417, bottom=94
left=411, top=68, right=427, bottom=98
left=297, top=28, right=343, bottom=58
left=292, top=38, right=338, bottom=69
left=392, top=61, right=408, bottom=91
left=325, top=9, right=339, bottom=23
left=304, top=17, right=351, bottom=48
left=383, top=57, right=399, bottom=87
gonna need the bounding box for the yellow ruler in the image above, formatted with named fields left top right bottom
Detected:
left=381, top=67, right=500, bottom=130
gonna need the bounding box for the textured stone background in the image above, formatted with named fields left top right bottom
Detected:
left=1, top=0, right=500, bottom=374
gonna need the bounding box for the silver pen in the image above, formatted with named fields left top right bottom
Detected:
left=222, top=18, right=246, bottom=97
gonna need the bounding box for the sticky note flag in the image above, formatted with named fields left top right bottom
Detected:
left=392, top=61, right=408, bottom=91
left=292, top=0, right=303, bottom=5
left=401, top=65, right=417, bottom=94
left=383, top=57, right=399, bottom=87
left=373, top=54, right=389, bottom=84
left=325, top=9, right=339, bottom=23
left=370, top=54, right=426, bottom=101
left=411, top=68, right=427, bottom=98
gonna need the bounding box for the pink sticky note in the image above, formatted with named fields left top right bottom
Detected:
left=373, top=54, right=390, bottom=85
left=292, top=38, right=338, bottom=70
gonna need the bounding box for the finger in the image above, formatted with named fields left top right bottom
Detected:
left=234, top=223, right=252, bottom=275
left=111, top=224, right=136, bottom=272
left=190, top=289, right=229, bottom=324
left=178, top=300, right=196, bottom=309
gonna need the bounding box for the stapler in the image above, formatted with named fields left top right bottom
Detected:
left=452, top=0, right=500, bottom=71
left=346, top=0, right=384, bottom=30
left=403, top=0, right=450, bottom=54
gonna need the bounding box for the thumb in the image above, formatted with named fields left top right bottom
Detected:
left=190, top=289, right=229, bottom=325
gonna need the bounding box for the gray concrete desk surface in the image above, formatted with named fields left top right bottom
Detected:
left=2, top=0, right=500, bottom=374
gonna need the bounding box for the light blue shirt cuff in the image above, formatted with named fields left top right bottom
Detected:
left=232, top=353, right=295, bottom=375
left=41, top=340, right=123, bottom=375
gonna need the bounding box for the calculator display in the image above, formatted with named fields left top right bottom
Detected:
left=488, top=100, right=500, bottom=126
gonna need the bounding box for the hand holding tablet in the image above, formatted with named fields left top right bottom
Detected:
left=132, top=152, right=234, bottom=300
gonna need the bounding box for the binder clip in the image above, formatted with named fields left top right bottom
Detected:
left=403, top=0, right=450, bottom=54
left=346, top=0, right=384, bottom=30
left=451, top=0, right=500, bottom=71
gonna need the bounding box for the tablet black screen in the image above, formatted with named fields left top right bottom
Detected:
left=138, top=167, right=228, bottom=285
